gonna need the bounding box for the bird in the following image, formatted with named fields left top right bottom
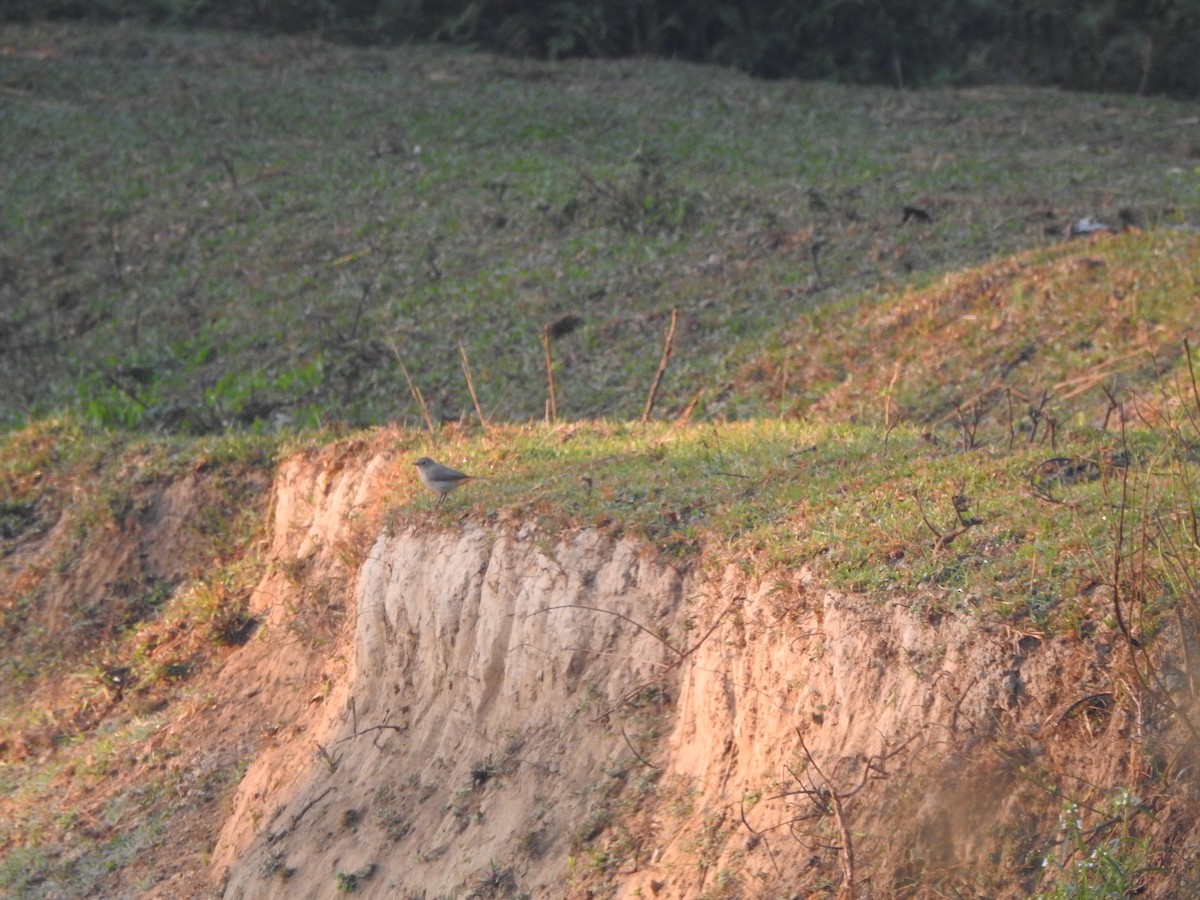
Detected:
left=413, top=457, right=474, bottom=507
left=1069, top=216, right=1116, bottom=238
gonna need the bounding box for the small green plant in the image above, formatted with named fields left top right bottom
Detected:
left=259, top=849, right=294, bottom=880
left=1036, top=790, right=1151, bottom=898
left=470, top=755, right=504, bottom=789
left=196, top=581, right=256, bottom=647
left=334, top=863, right=376, bottom=893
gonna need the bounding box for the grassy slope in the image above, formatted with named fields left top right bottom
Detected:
left=2, top=20, right=1200, bottom=899
left=5, top=235, right=1200, bottom=895
left=2, top=22, right=1198, bottom=431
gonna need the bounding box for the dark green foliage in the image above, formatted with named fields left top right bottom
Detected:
left=5, top=0, right=1199, bottom=95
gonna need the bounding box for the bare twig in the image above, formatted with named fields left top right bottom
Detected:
left=642, top=307, right=679, bottom=424
left=883, top=362, right=901, bottom=445
left=1027, top=390, right=1052, bottom=445
left=617, top=719, right=659, bottom=769
left=747, top=730, right=918, bottom=899
left=541, top=326, right=558, bottom=423
left=342, top=246, right=392, bottom=343
left=385, top=337, right=435, bottom=435
left=458, top=340, right=489, bottom=430
left=912, top=490, right=943, bottom=543
left=1050, top=692, right=1115, bottom=730
left=314, top=741, right=342, bottom=774
left=270, top=786, right=335, bottom=843
left=108, top=223, right=125, bottom=287
left=1054, top=349, right=1146, bottom=401
left=102, top=369, right=149, bottom=412
left=1006, top=387, right=1017, bottom=452
left=955, top=400, right=985, bottom=451
left=810, top=237, right=827, bottom=286
left=1183, top=338, right=1200, bottom=435
left=912, top=489, right=978, bottom=549
left=673, top=388, right=704, bottom=429
left=776, top=355, right=789, bottom=417
left=525, top=604, right=684, bottom=660
left=424, top=240, right=441, bottom=280
left=780, top=732, right=857, bottom=898
left=214, top=151, right=265, bottom=210
left=336, top=722, right=407, bottom=745
left=740, top=796, right=784, bottom=878
left=527, top=598, right=739, bottom=722
left=1110, top=425, right=1137, bottom=650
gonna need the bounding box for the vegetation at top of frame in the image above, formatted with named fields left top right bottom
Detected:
left=5, top=0, right=1200, bottom=96
left=1, top=22, right=1199, bottom=435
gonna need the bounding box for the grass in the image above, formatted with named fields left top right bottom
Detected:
left=3, top=19, right=1200, bottom=899
left=2, top=22, right=1198, bottom=432
left=391, top=411, right=1193, bottom=630
left=0, top=419, right=284, bottom=898
left=741, top=228, right=1200, bottom=426
left=0, top=426, right=278, bottom=695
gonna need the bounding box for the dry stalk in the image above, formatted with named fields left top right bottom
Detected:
left=385, top=337, right=435, bottom=435
left=617, top=719, right=659, bottom=769
left=882, top=361, right=901, bottom=442
left=642, top=307, right=679, bottom=424
left=541, top=326, right=558, bottom=423
left=672, top=388, right=704, bottom=430
left=912, top=488, right=979, bottom=549
left=740, top=730, right=917, bottom=898
left=457, top=339, right=489, bottom=430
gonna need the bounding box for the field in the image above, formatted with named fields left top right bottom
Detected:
left=2, top=20, right=1200, bottom=899
left=3, top=21, right=1198, bottom=431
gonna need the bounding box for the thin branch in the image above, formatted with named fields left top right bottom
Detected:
left=882, top=361, right=901, bottom=442
left=269, top=786, right=336, bottom=843
left=1050, top=692, right=1114, bottom=730
left=336, top=722, right=407, bottom=745
left=740, top=796, right=784, bottom=878
left=385, top=337, right=435, bottom=435
left=458, top=340, right=489, bottom=430
left=642, top=307, right=679, bottom=424
left=590, top=677, right=667, bottom=724
left=530, top=598, right=739, bottom=723
left=1184, top=337, right=1200, bottom=432
left=912, top=489, right=978, bottom=549
left=617, top=719, right=659, bottom=769
left=524, top=604, right=684, bottom=659
left=796, top=731, right=855, bottom=900
left=1027, top=390, right=1052, bottom=445
left=911, top=490, right=942, bottom=542
left=673, top=388, right=704, bottom=429
left=541, top=326, right=558, bottom=423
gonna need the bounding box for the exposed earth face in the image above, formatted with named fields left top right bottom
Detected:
left=8, top=441, right=1193, bottom=899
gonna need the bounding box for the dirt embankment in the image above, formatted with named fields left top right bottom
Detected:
left=206, top=450, right=1197, bottom=899
left=5, top=441, right=1193, bottom=898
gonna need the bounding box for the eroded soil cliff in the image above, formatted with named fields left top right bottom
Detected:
left=210, top=449, right=1198, bottom=898
left=4, top=439, right=1197, bottom=898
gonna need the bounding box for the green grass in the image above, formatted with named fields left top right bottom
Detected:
left=0, top=417, right=280, bottom=765
left=387, top=410, right=1194, bottom=638
left=740, top=228, right=1200, bottom=427
left=3, top=21, right=1200, bottom=898
left=2, top=22, right=1198, bottom=432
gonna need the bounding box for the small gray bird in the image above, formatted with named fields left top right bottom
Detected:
left=413, top=457, right=474, bottom=507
